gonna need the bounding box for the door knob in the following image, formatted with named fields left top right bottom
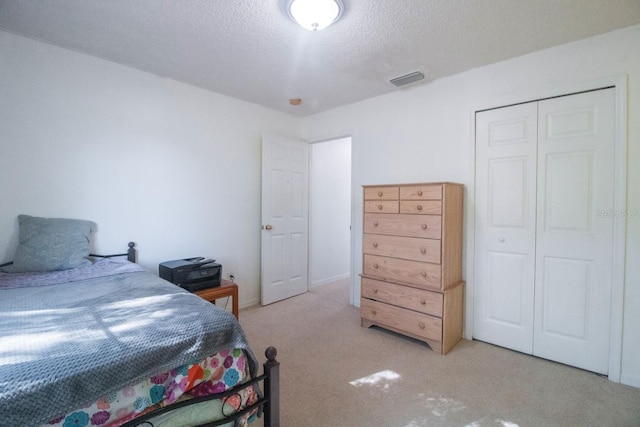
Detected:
left=264, top=225, right=273, bottom=230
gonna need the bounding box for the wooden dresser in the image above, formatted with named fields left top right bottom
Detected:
left=360, top=182, right=464, bottom=354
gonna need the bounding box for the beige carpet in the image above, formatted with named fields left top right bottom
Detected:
left=239, top=280, right=640, bottom=426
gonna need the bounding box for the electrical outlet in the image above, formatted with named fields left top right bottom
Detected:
left=228, top=272, right=235, bottom=283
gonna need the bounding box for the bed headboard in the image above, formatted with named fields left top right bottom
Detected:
left=90, top=242, right=137, bottom=263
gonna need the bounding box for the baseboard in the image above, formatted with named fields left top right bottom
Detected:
left=240, top=297, right=260, bottom=310
left=620, top=373, right=640, bottom=389
left=310, top=273, right=350, bottom=289
left=238, top=275, right=349, bottom=310
left=214, top=296, right=260, bottom=311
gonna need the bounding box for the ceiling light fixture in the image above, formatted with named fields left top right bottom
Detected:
left=287, top=0, right=344, bottom=31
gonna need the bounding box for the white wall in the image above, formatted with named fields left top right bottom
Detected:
left=0, top=31, right=301, bottom=308
left=2, top=23, right=639, bottom=388
left=309, top=137, right=351, bottom=287
left=302, top=25, right=640, bottom=387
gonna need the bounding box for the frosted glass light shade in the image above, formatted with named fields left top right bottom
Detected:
left=287, top=0, right=344, bottom=31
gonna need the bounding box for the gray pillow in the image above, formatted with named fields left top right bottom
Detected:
left=8, top=214, right=97, bottom=272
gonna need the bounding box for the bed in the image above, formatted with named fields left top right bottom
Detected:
left=0, top=215, right=279, bottom=427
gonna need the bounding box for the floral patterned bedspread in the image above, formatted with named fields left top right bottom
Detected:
left=45, top=349, right=258, bottom=427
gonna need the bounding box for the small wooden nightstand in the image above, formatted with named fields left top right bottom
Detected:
left=195, top=279, right=239, bottom=319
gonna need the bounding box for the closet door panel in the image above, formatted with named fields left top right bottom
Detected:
left=540, top=257, right=591, bottom=339
left=534, top=89, right=615, bottom=375
left=486, top=251, right=529, bottom=326
left=488, top=157, right=529, bottom=228
left=474, top=102, right=538, bottom=353
left=544, top=152, right=593, bottom=231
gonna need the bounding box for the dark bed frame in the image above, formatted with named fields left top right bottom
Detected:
left=94, top=242, right=280, bottom=427
left=89, top=241, right=138, bottom=263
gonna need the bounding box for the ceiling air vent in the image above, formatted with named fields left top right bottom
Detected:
left=389, top=71, right=425, bottom=87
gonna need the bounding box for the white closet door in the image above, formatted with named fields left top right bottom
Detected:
left=474, top=102, right=538, bottom=353
left=533, top=89, right=615, bottom=374
left=474, top=88, right=616, bottom=374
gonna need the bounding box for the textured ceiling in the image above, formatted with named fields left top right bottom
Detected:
left=1, top=1, right=639, bottom=116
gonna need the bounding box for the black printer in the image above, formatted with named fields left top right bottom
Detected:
left=159, top=257, right=221, bottom=292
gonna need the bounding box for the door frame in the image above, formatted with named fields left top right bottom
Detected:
left=308, top=135, right=356, bottom=305
left=466, top=75, right=628, bottom=382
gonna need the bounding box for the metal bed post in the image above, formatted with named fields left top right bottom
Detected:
left=263, top=346, right=280, bottom=427
left=127, top=242, right=137, bottom=263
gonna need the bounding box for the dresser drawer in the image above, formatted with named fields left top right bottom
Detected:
left=400, top=200, right=442, bottom=215
left=364, top=200, right=399, bottom=213
left=400, top=185, right=442, bottom=200
left=364, top=186, right=399, bottom=200
left=362, top=277, right=443, bottom=317
left=364, top=213, right=441, bottom=239
left=363, top=254, right=441, bottom=289
left=360, top=298, right=442, bottom=342
left=363, top=234, right=441, bottom=264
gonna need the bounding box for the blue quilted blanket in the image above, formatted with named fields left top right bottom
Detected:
left=0, top=259, right=257, bottom=427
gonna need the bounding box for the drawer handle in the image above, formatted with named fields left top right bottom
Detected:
left=420, top=298, right=426, bottom=305
left=373, top=242, right=378, bottom=248
left=421, top=271, right=427, bottom=277
left=377, top=204, right=383, bottom=210
left=373, top=288, right=378, bottom=293
left=378, top=191, right=383, bottom=197
left=417, top=205, right=423, bottom=211
left=372, top=309, right=377, bottom=315
left=417, top=190, right=423, bottom=196
left=420, top=248, right=427, bottom=254
left=373, top=263, right=379, bottom=269
left=421, top=223, right=427, bottom=230
left=373, top=221, right=379, bottom=227
left=418, top=322, right=426, bottom=329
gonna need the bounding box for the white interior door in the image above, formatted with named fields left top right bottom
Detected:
left=533, top=89, right=615, bottom=374
left=261, top=134, right=309, bottom=305
left=474, top=102, right=538, bottom=353
left=474, top=88, right=616, bottom=374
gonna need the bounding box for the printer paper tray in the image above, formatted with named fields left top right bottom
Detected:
left=180, top=280, right=221, bottom=293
